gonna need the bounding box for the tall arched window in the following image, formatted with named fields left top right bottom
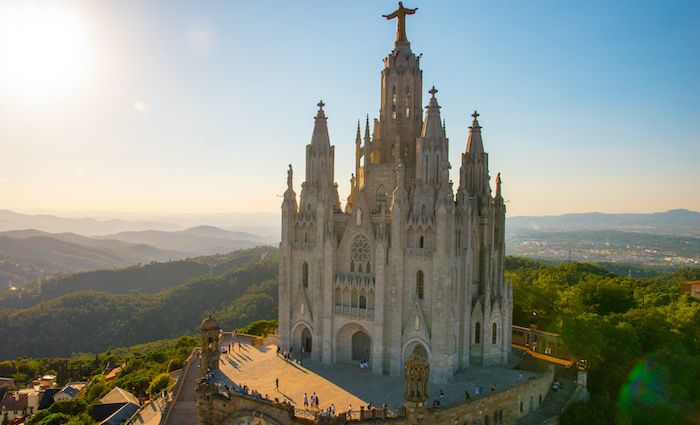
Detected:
left=419, top=236, right=424, bottom=249
left=359, top=289, right=367, bottom=309
left=391, top=87, right=397, bottom=119
left=475, top=322, right=481, bottom=344
left=492, top=323, right=498, bottom=344
left=416, top=270, right=424, bottom=300
left=350, top=260, right=355, bottom=272
left=302, top=262, right=309, bottom=288
left=366, top=261, right=371, bottom=273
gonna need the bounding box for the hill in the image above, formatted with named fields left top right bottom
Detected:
left=0, top=247, right=278, bottom=358
left=0, top=232, right=185, bottom=287
left=97, top=228, right=265, bottom=255
left=0, top=209, right=177, bottom=235
left=508, top=209, right=700, bottom=236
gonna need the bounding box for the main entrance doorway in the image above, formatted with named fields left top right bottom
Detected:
left=336, top=323, right=372, bottom=365
left=351, top=330, right=371, bottom=362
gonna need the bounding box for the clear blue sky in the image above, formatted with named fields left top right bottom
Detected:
left=0, top=0, right=698, bottom=216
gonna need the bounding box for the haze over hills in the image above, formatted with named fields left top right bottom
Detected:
left=0, top=209, right=178, bottom=235
left=508, top=209, right=700, bottom=236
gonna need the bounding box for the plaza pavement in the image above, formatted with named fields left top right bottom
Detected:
left=214, top=341, right=539, bottom=413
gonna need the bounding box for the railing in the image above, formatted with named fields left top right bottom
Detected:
left=160, top=348, right=198, bottom=425
left=293, top=241, right=314, bottom=250
left=334, top=273, right=375, bottom=289
left=333, top=305, right=375, bottom=319
left=405, top=247, right=433, bottom=256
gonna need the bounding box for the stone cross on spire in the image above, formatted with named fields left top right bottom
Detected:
left=429, top=86, right=438, bottom=98
left=317, top=100, right=325, bottom=110
left=383, top=2, right=418, bottom=45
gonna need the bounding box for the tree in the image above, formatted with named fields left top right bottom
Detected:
left=147, top=373, right=174, bottom=398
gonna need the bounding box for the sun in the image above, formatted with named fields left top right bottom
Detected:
left=0, top=4, right=90, bottom=99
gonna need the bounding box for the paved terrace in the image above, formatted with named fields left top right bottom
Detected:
left=214, top=341, right=539, bottom=413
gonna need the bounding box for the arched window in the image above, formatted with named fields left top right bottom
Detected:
left=366, top=261, right=371, bottom=273
left=416, top=270, right=424, bottom=300
left=492, top=323, right=498, bottom=344
left=302, top=262, right=309, bottom=288
left=421, top=204, right=426, bottom=216
left=419, top=236, right=424, bottom=249
left=359, top=290, right=367, bottom=309
left=359, top=263, right=363, bottom=273
left=404, top=87, right=411, bottom=118
left=391, top=86, right=397, bottom=119
left=350, top=260, right=355, bottom=272
left=304, top=232, right=308, bottom=242
left=475, top=322, right=481, bottom=344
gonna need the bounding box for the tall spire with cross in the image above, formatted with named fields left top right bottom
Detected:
left=466, top=110, right=484, bottom=154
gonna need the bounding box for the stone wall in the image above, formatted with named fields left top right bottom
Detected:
left=424, top=366, right=554, bottom=425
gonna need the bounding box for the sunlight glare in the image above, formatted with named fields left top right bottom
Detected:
left=0, top=4, right=90, bottom=99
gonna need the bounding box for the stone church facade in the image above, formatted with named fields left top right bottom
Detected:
left=278, top=5, right=512, bottom=383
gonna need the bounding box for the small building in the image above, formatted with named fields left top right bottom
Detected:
left=53, top=383, right=85, bottom=402
left=99, top=387, right=140, bottom=406
left=37, top=389, right=61, bottom=411
left=0, top=391, right=34, bottom=422
left=681, top=280, right=700, bottom=299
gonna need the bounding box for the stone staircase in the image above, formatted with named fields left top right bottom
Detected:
left=516, top=378, right=581, bottom=425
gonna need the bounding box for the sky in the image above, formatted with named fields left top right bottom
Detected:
left=0, top=0, right=698, bottom=217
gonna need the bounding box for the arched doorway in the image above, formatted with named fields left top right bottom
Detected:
left=336, top=323, right=372, bottom=365
left=301, top=327, right=312, bottom=356
left=291, top=322, right=313, bottom=357
left=352, top=331, right=371, bottom=362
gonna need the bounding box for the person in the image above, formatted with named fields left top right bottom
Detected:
left=276, top=345, right=280, bottom=355
left=330, top=403, right=336, bottom=416
left=491, top=383, right=496, bottom=392
left=303, top=392, right=308, bottom=408
left=465, top=389, right=470, bottom=400
left=518, top=371, right=523, bottom=381
left=275, top=377, right=279, bottom=390
left=474, top=385, right=480, bottom=396
left=439, top=389, right=444, bottom=403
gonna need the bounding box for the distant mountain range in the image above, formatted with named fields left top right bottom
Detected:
left=508, top=209, right=700, bottom=236
left=0, top=209, right=177, bottom=235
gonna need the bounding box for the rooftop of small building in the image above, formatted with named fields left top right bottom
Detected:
left=212, top=337, right=540, bottom=412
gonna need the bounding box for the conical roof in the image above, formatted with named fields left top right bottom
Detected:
left=420, top=86, right=443, bottom=140
left=310, top=100, right=330, bottom=146
left=466, top=110, right=484, bottom=153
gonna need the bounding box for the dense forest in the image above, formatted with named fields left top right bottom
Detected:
left=0, top=247, right=278, bottom=358
left=507, top=257, right=700, bottom=424
left=2, top=246, right=699, bottom=424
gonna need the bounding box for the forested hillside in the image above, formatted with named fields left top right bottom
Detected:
left=0, top=247, right=273, bottom=308
left=0, top=247, right=278, bottom=358
left=507, top=258, right=700, bottom=425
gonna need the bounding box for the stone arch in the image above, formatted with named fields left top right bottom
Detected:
left=336, top=322, right=372, bottom=364
left=402, top=338, right=430, bottom=366
left=291, top=322, right=313, bottom=354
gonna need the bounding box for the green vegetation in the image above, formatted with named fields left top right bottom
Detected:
left=0, top=247, right=278, bottom=358
left=236, top=319, right=278, bottom=336
left=507, top=257, right=700, bottom=425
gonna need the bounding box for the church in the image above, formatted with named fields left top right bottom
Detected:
left=278, top=2, right=512, bottom=383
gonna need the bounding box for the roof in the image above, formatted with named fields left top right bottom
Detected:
left=99, top=387, right=140, bottom=407
left=200, top=315, right=220, bottom=331
left=0, top=392, right=29, bottom=411
left=91, top=403, right=128, bottom=422
left=38, top=389, right=61, bottom=410
left=100, top=402, right=139, bottom=425
left=686, top=280, right=700, bottom=286
left=105, top=366, right=123, bottom=381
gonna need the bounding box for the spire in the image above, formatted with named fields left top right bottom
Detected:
left=495, top=173, right=502, bottom=200
left=311, top=100, right=330, bottom=146
left=356, top=120, right=362, bottom=145
left=466, top=110, right=484, bottom=153
left=420, top=86, right=442, bottom=139
left=364, top=114, right=371, bottom=145
left=355, top=120, right=361, bottom=187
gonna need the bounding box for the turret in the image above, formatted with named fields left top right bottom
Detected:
left=304, top=101, right=335, bottom=189
left=415, top=86, right=449, bottom=187
left=458, top=111, right=491, bottom=199
left=200, top=315, right=221, bottom=378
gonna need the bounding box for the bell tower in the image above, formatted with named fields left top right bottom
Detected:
left=200, top=315, right=221, bottom=378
